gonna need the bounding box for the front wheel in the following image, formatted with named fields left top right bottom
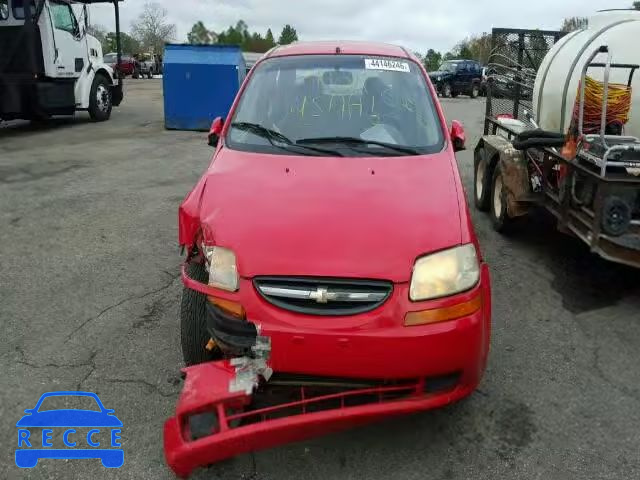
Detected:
left=443, top=83, right=452, bottom=98
left=88, top=75, right=112, bottom=122
left=180, top=263, right=220, bottom=366
left=490, top=165, right=516, bottom=233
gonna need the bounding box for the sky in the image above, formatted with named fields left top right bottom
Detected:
left=90, top=0, right=635, bottom=54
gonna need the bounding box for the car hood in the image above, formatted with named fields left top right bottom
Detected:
left=428, top=71, right=450, bottom=78
left=179, top=149, right=462, bottom=282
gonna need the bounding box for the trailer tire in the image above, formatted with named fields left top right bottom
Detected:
left=490, top=165, right=516, bottom=233
left=474, top=148, right=492, bottom=211
left=180, top=262, right=220, bottom=366
left=601, top=196, right=632, bottom=236
left=88, top=75, right=112, bottom=122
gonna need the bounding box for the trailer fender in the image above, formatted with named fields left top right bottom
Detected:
left=478, top=135, right=531, bottom=217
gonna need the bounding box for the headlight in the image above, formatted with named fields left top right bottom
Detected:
left=409, top=245, right=480, bottom=301
left=201, top=245, right=239, bottom=292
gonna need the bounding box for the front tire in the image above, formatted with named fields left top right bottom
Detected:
left=180, top=263, right=220, bottom=366
left=88, top=75, right=112, bottom=122
left=474, top=147, right=492, bottom=211
left=490, top=165, right=516, bottom=233
left=443, top=83, right=453, bottom=98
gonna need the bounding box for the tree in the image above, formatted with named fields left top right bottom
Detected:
left=88, top=23, right=108, bottom=51
left=561, top=17, right=588, bottom=32
left=634, top=1, right=640, bottom=9
left=131, top=2, right=176, bottom=54
left=423, top=49, right=442, bottom=72
left=467, top=33, right=492, bottom=64
left=266, top=28, right=275, bottom=46
left=187, top=21, right=214, bottom=44
left=217, top=20, right=246, bottom=46
left=104, top=32, right=141, bottom=55
left=278, top=24, right=298, bottom=45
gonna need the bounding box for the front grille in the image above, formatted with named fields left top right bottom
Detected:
left=253, top=276, right=393, bottom=316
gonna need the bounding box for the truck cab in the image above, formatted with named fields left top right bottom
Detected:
left=0, top=0, right=123, bottom=122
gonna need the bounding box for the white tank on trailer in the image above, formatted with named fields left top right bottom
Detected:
left=533, top=9, right=640, bottom=137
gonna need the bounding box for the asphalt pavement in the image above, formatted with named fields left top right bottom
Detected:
left=1, top=80, right=639, bottom=480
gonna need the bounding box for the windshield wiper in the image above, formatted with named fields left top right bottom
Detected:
left=296, top=137, right=421, bottom=156
left=231, top=122, right=343, bottom=157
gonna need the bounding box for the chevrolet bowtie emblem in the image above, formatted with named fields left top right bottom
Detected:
left=309, top=287, right=330, bottom=303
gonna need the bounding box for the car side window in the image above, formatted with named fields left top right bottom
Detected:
left=0, top=0, right=9, bottom=20
left=12, top=0, right=36, bottom=19
left=50, top=0, right=77, bottom=35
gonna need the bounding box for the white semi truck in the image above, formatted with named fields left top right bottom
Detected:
left=0, top=0, right=124, bottom=122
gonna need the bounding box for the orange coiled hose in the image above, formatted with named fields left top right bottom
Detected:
left=572, top=76, right=632, bottom=133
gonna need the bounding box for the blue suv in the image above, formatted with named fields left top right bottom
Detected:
left=428, top=60, right=483, bottom=98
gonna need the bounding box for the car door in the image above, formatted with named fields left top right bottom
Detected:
left=470, top=62, right=482, bottom=87
left=454, top=62, right=469, bottom=93
left=47, top=0, right=86, bottom=78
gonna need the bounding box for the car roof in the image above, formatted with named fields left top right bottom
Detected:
left=265, top=41, right=413, bottom=60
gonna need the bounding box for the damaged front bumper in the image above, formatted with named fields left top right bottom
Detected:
left=165, top=262, right=491, bottom=477
left=164, top=360, right=474, bottom=478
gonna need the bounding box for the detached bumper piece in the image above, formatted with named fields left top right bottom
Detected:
left=164, top=361, right=465, bottom=478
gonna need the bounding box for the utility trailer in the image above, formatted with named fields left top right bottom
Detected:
left=474, top=28, right=640, bottom=269
left=0, top=0, right=124, bottom=122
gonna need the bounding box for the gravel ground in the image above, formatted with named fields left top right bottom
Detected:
left=1, top=80, right=639, bottom=480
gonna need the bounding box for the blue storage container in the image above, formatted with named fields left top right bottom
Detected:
left=163, top=44, right=246, bottom=131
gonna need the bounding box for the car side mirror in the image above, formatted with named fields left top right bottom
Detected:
left=208, top=117, right=224, bottom=147
left=451, top=120, right=466, bottom=152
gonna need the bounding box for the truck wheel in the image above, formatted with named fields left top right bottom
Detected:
left=471, top=84, right=480, bottom=98
left=490, top=165, right=515, bottom=233
left=443, top=83, right=453, bottom=98
left=88, top=75, right=112, bottom=122
left=180, top=263, right=220, bottom=366
left=474, top=148, right=492, bottom=211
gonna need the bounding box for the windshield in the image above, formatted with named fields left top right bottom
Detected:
left=440, top=62, right=459, bottom=72
left=227, top=54, right=444, bottom=156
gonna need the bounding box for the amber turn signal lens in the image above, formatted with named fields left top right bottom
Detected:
left=404, top=295, right=482, bottom=326
left=207, top=296, right=245, bottom=319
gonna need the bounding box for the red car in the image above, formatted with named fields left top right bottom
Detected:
left=166, top=41, right=491, bottom=477
left=103, top=53, right=138, bottom=77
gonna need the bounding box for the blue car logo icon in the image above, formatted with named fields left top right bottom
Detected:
left=16, top=391, right=123, bottom=468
